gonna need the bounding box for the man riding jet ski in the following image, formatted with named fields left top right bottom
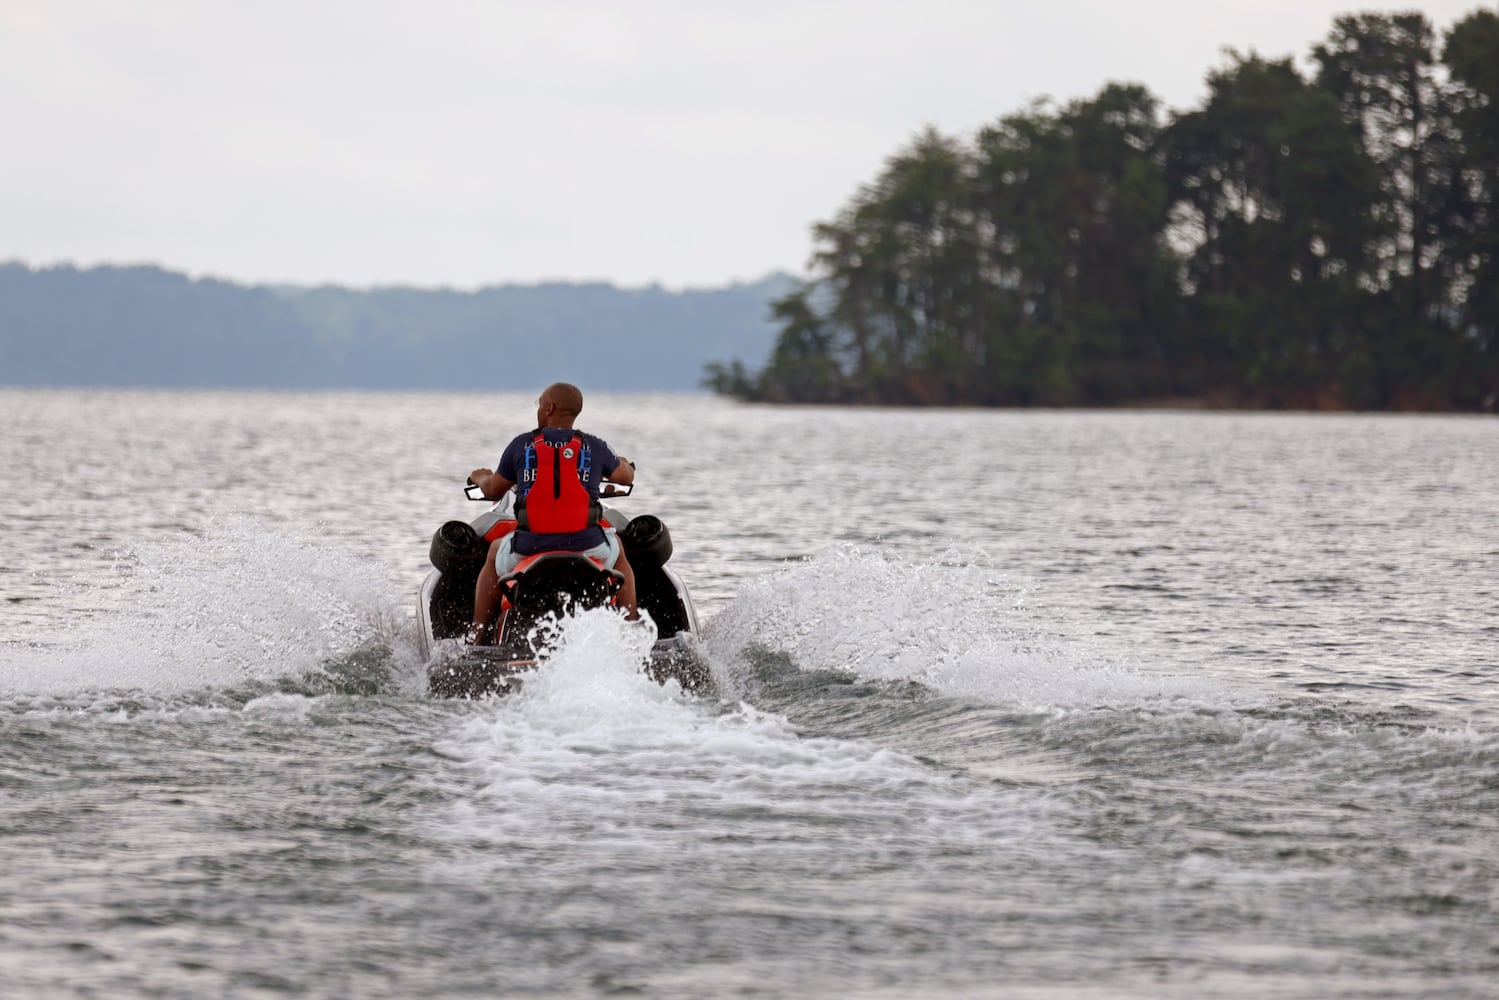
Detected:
left=420, top=383, right=708, bottom=698
left=465, top=381, right=636, bottom=643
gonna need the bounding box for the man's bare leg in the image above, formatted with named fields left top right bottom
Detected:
left=614, top=549, right=639, bottom=620
left=470, top=540, right=503, bottom=644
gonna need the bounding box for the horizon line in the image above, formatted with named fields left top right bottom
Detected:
left=1, top=256, right=807, bottom=296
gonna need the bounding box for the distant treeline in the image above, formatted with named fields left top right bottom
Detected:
left=0, top=263, right=792, bottom=390
left=707, top=10, right=1499, bottom=410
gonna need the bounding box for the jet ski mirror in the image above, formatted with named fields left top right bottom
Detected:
left=602, top=460, right=636, bottom=497
left=464, top=477, right=494, bottom=502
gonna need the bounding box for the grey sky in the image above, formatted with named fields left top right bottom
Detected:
left=2, top=1, right=1486, bottom=289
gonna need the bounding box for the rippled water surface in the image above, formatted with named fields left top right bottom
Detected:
left=2, top=389, right=1496, bottom=998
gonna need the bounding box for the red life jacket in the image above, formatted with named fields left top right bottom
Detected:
left=514, top=430, right=602, bottom=534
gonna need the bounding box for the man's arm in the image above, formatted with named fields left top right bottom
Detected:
left=607, top=456, right=635, bottom=487
left=468, top=467, right=517, bottom=500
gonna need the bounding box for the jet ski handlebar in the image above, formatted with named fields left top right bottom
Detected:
left=464, top=462, right=636, bottom=501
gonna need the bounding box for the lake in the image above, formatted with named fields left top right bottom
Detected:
left=2, top=389, right=1496, bottom=997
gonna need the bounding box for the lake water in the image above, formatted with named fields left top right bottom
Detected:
left=2, top=389, right=1496, bottom=998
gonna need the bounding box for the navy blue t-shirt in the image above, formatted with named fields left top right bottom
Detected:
left=497, top=428, right=621, bottom=555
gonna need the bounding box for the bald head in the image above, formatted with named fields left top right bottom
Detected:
left=537, top=382, right=584, bottom=428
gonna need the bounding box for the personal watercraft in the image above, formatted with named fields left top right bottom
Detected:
left=417, top=482, right=709, bottom=698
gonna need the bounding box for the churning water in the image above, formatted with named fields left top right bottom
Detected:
left=1, top=390, right=1496, bottom=998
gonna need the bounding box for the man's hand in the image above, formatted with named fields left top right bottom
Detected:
left=468, top=467, right=516, bottom=501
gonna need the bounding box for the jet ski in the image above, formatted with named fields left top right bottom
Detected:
left=417, top=481, right=710, bottom=698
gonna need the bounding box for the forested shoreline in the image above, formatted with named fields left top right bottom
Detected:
left=0, top=264, right=790, bottom=390
left=706, top=10, right=1499, bottom=411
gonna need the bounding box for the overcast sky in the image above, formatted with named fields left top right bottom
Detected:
left=2, top=1, right=1487, bottom=290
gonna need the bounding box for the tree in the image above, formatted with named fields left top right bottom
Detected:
left=1443, top=9, right=1499, bottom=406
left=975, top=84, right=1178, bottom=403
left=1315, top=14, right=1450, bottom=307
left=1314, top=12, right=1470, bottom=403
left=706, top=9, right=1493, bottom=411
left=1164, top=52, right=1383, bottom=403
left=804, top=128, right=985, bottom=403
left=756, top=288, right=845, bottom=402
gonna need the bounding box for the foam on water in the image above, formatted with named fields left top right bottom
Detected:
left=704, top=545, right=1221, bottom=709
left=693, top=546, right=1499, bottom=802
left=426, top=607, right=1074, bottom=865
left=0, top=517, right=408, bottom=698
